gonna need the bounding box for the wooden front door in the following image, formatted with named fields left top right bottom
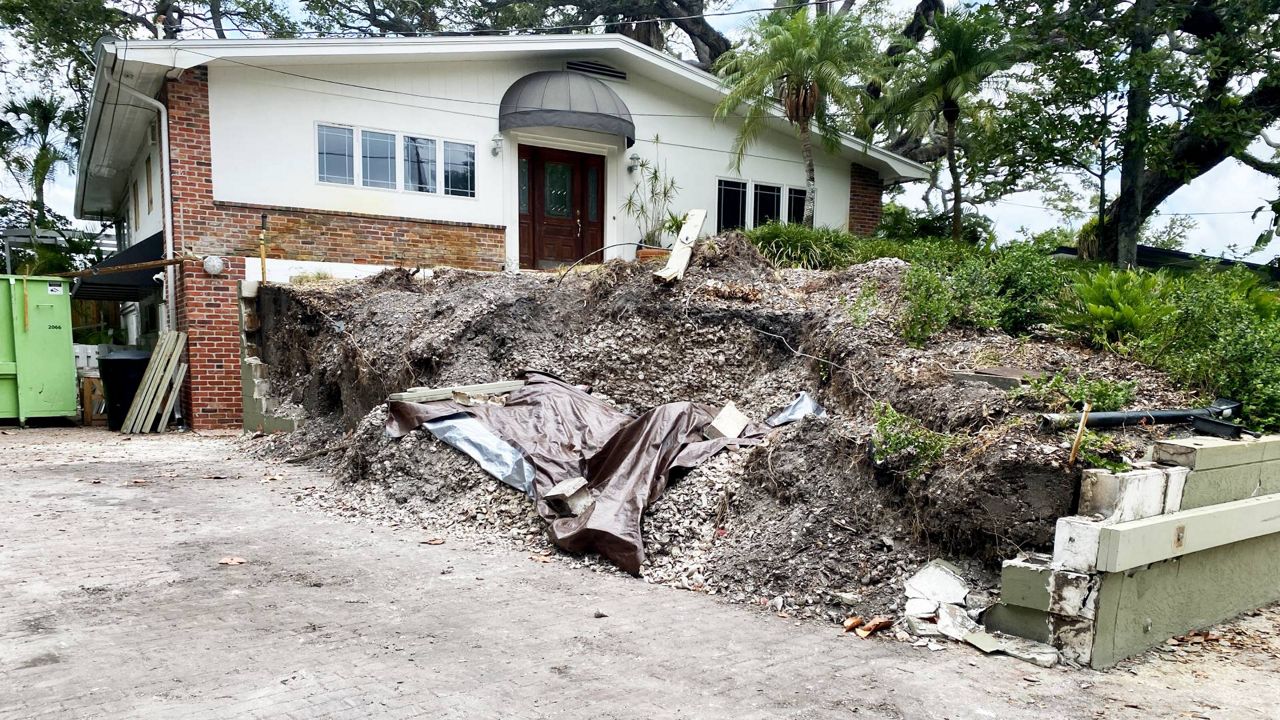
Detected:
left=518, top=145, right=604, bottom=269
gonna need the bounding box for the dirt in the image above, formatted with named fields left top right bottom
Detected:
left=248, top=234, right=1197, bottom=622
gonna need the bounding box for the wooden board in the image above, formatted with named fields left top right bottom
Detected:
left=388, top=380, right=526, bottom=403
left=121, top=331, right=176, bottom=434
left=1095, top=493, right=1280, bottom=572
left=138, top=332, right=186, bottom=432
left=156, top=363, right=188, bottom=433
left=653, top=209, right=707, bottom=283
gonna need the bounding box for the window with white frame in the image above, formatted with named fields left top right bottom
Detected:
left=753, top=183, right=782, bottom=227
left=404, top=136, right=437, bottom=193
left=361, top=130, right=397, bottom=189
left=717, top=179, right=747, bottom=233
left=443, top=141, right=476, bottom=198
left=317, top=125, right=354, bottom=184
left=787, top=188, right=807, bottom=223
left=316, top=124, right=475, bottom=197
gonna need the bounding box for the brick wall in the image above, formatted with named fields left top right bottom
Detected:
left=848, top=163, right=884, bottom=236
left=165, top=65, right=504, bottom=429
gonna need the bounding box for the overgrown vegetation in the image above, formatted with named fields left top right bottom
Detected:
left=1018, top=371, right=1137, bottom=413
left=870, top=402, right=955, bottom=481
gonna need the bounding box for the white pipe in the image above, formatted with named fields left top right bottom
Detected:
left=109, top=79, right=176, bottom=333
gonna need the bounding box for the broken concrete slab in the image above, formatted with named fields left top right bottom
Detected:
left=999, top=636, right=1059, bottom=668
left=951, top=372, right=1022, bottom=391
left=1162, top=465, right=1188, bottom=514
left=904, top=559, right=969, bottom=605
left=982, top=604, right=1052, bottom=645
left=1052, top=516, right=1106, bottom=573
left=904, top=597, right=939, bottom=618
left=1051, top=614, right=1095, bottom=666
left=936, top=602, right=982, bottom=641
left=703, top=401, right=751, bottom=440
left=1000, top=554, right=1096, bottom=619
left=1078, top=467, right=1166, bottom=522
left=541, top=476, right=594, bottom=518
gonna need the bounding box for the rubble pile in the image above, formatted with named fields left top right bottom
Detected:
left=252, top=234, right=1196, bottom=621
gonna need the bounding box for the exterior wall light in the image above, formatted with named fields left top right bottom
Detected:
left=202, top=255, right=226, bottom=276
left=627, top=153, right=642, bottom=173
left=491, top=134, right=504, bottom=156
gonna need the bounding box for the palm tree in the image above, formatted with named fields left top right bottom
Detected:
left=714, top=10, right=876, bottom=228
left=870, top=10, right=1022, bottom=242
left=4, top=94, right=74, bottom=227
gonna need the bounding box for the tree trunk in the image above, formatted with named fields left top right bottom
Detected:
left=1103, top=0, right=1156, bottom=267
left=946, top=116, right=962, bottom=243
left=798, top=122, right=817, bottom=227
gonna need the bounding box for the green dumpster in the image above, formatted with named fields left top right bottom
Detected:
left=0, top=275, right=78, bottom=424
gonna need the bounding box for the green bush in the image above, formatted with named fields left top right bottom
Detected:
left=871, top=402, right=955, bottom=480
left=1059, top=267, right=1174, bottom=351
left=902, top=265, right=954, bottom=346
left=876, top=202, right=997, bottom=246
left=1019, top=371, right=1137, bottom=413
left=744, top=221, right=861, bottom=269
left=989, top=239, right=1069, bottom=332
left=1143, top=267, right=1280, bottom=429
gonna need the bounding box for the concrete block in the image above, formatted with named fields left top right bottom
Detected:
left=1154, top=436, right=1267, bottom=470
left=1079, top=467, right=1166, bottom=522
left=981, top=603, right=1051, bottom=644
left=240, top=280, right=260, bottom=298
left=1263, top=435, right=1280, bottom=462
left=1000, top=555, right=1051, bottom=611
left=1262, top=460, right=1280, bottom=495
left=1001, top=554, right=1097, bottom=619
left=1051, top=614, right=1095, bottom=666
left=1180, top=463, right=1263, bottom=510
left=1162, top=465, right=1188, bottom=514
left=951, top=372, right=1021, bottom=391
left=541, top=477, right=594, bottom=518
left=1052, top=516, right=1105, bottom=573
left=704, top=402, right=751, bottom=440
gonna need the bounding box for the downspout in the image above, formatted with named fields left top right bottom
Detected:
left=106, top=78, right=176, bottom=333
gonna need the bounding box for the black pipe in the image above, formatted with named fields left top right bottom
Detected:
left=1040, top=398, right=1243, bottom=432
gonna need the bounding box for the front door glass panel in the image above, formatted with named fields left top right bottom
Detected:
left=545, top=162, right=573, bottom=218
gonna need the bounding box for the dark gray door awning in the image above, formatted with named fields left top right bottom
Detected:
left=500, top=71, right=635, bottom=147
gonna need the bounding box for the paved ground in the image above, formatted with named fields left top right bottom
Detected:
left=2, top=427, right=1278, bottom=719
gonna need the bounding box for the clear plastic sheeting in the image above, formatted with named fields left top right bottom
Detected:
left=765, top=391, right=827, bottom=427
left=422, top=414, right=536, bottom=496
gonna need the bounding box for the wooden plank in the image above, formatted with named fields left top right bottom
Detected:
left=139, top=332, right=186, bottom=433
left=653, top=208, right=707, bottom=282
left=129, top=330, right=183, bottom=434
left=124, top=332, right=173, bottom=434
left=388, top=380, right=526, bottom=403
left=155, top=363, right=188, bottom=433
left=1096, top=493, right=1280, bottom=572
left=121, top=331, right=175, bottom=434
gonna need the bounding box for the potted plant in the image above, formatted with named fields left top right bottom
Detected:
left=622, top=139, right=680, bottom=261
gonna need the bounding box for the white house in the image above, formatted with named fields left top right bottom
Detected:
left=73, top=33, right=928, bottom=429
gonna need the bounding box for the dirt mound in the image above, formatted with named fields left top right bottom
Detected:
left=250, top=235, right=1197, bottom=620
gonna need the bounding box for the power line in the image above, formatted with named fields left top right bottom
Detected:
left=993, top=198, right=1275, bottom=218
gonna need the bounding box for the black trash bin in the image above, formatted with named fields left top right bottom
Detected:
left=98, top=350, right=152, bottom=431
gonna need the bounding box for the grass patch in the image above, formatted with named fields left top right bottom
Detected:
left=871, top=403, right=955, bottom=481
left=1017, top=371, right=1137, bottom=413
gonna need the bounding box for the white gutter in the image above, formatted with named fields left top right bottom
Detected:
left=106, top=77, right=176, bottom=333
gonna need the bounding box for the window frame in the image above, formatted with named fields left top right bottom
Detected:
left=360, top=129, right=398, bottom=190
left=752, top=182, right=783, bottom=227
left=716, top=177, right=749, bottom=233
left=145, top=155, right=155, bottom=213
left=314, top=121, right=477, bottom=201
left=786, top=186, right=807, bottom=224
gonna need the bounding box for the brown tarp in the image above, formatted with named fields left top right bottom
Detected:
left=386, top=372, right=766, bottom=574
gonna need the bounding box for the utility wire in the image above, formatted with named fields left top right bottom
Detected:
left=993, top=198, right=1275, bottom=218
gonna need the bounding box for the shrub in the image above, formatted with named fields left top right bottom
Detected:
left=1143, top=266, right=1280, bottom=429
left=1059, top=267, right=1174, bottom=351
left=901, top=265, right=954, bottom=346
left=871, top=402, right=955, bottom=481
left=876, top=202, right=997, bottom=246
left=1019, top=371, right=1137, bottom=413
left=743, top=221, right=858, bottom=269
left=989, top=239, right=1069, bottom=332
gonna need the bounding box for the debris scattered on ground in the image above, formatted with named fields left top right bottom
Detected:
left=218, top=556, right=247, bottom=565
left=248, top=234, right=1198, bottom=624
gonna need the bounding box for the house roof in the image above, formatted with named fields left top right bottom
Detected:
left=75, top=33, right=931, bottom=220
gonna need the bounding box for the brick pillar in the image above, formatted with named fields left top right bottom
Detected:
left=848, top=164, right=884, bottom=236
left=166, top=65, right=245, bottom=430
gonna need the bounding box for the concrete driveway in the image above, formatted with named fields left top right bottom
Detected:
left=1, top=428, right=1275, bottom=719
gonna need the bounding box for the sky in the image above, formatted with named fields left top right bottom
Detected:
left=3, top=0, right=1277, bottom=263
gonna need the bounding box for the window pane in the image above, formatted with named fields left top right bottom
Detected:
left=317, top=125, right=354, bottom=184
left=717, top=179, right=747, bottom=232
left=443, top=141, right=476, bottom=197
left=788, top=188, right=807, bottom=223
left=544, top=162, right=573, bottom=218
left=518, top=158, right=529, bottom=214
left=753, top=184, right=782, bottom=227
left=586, top=166, right=599, bottom=222
left=362, top=130, right=396, bottom=189
left=404, top=136, right=436, bottom=193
